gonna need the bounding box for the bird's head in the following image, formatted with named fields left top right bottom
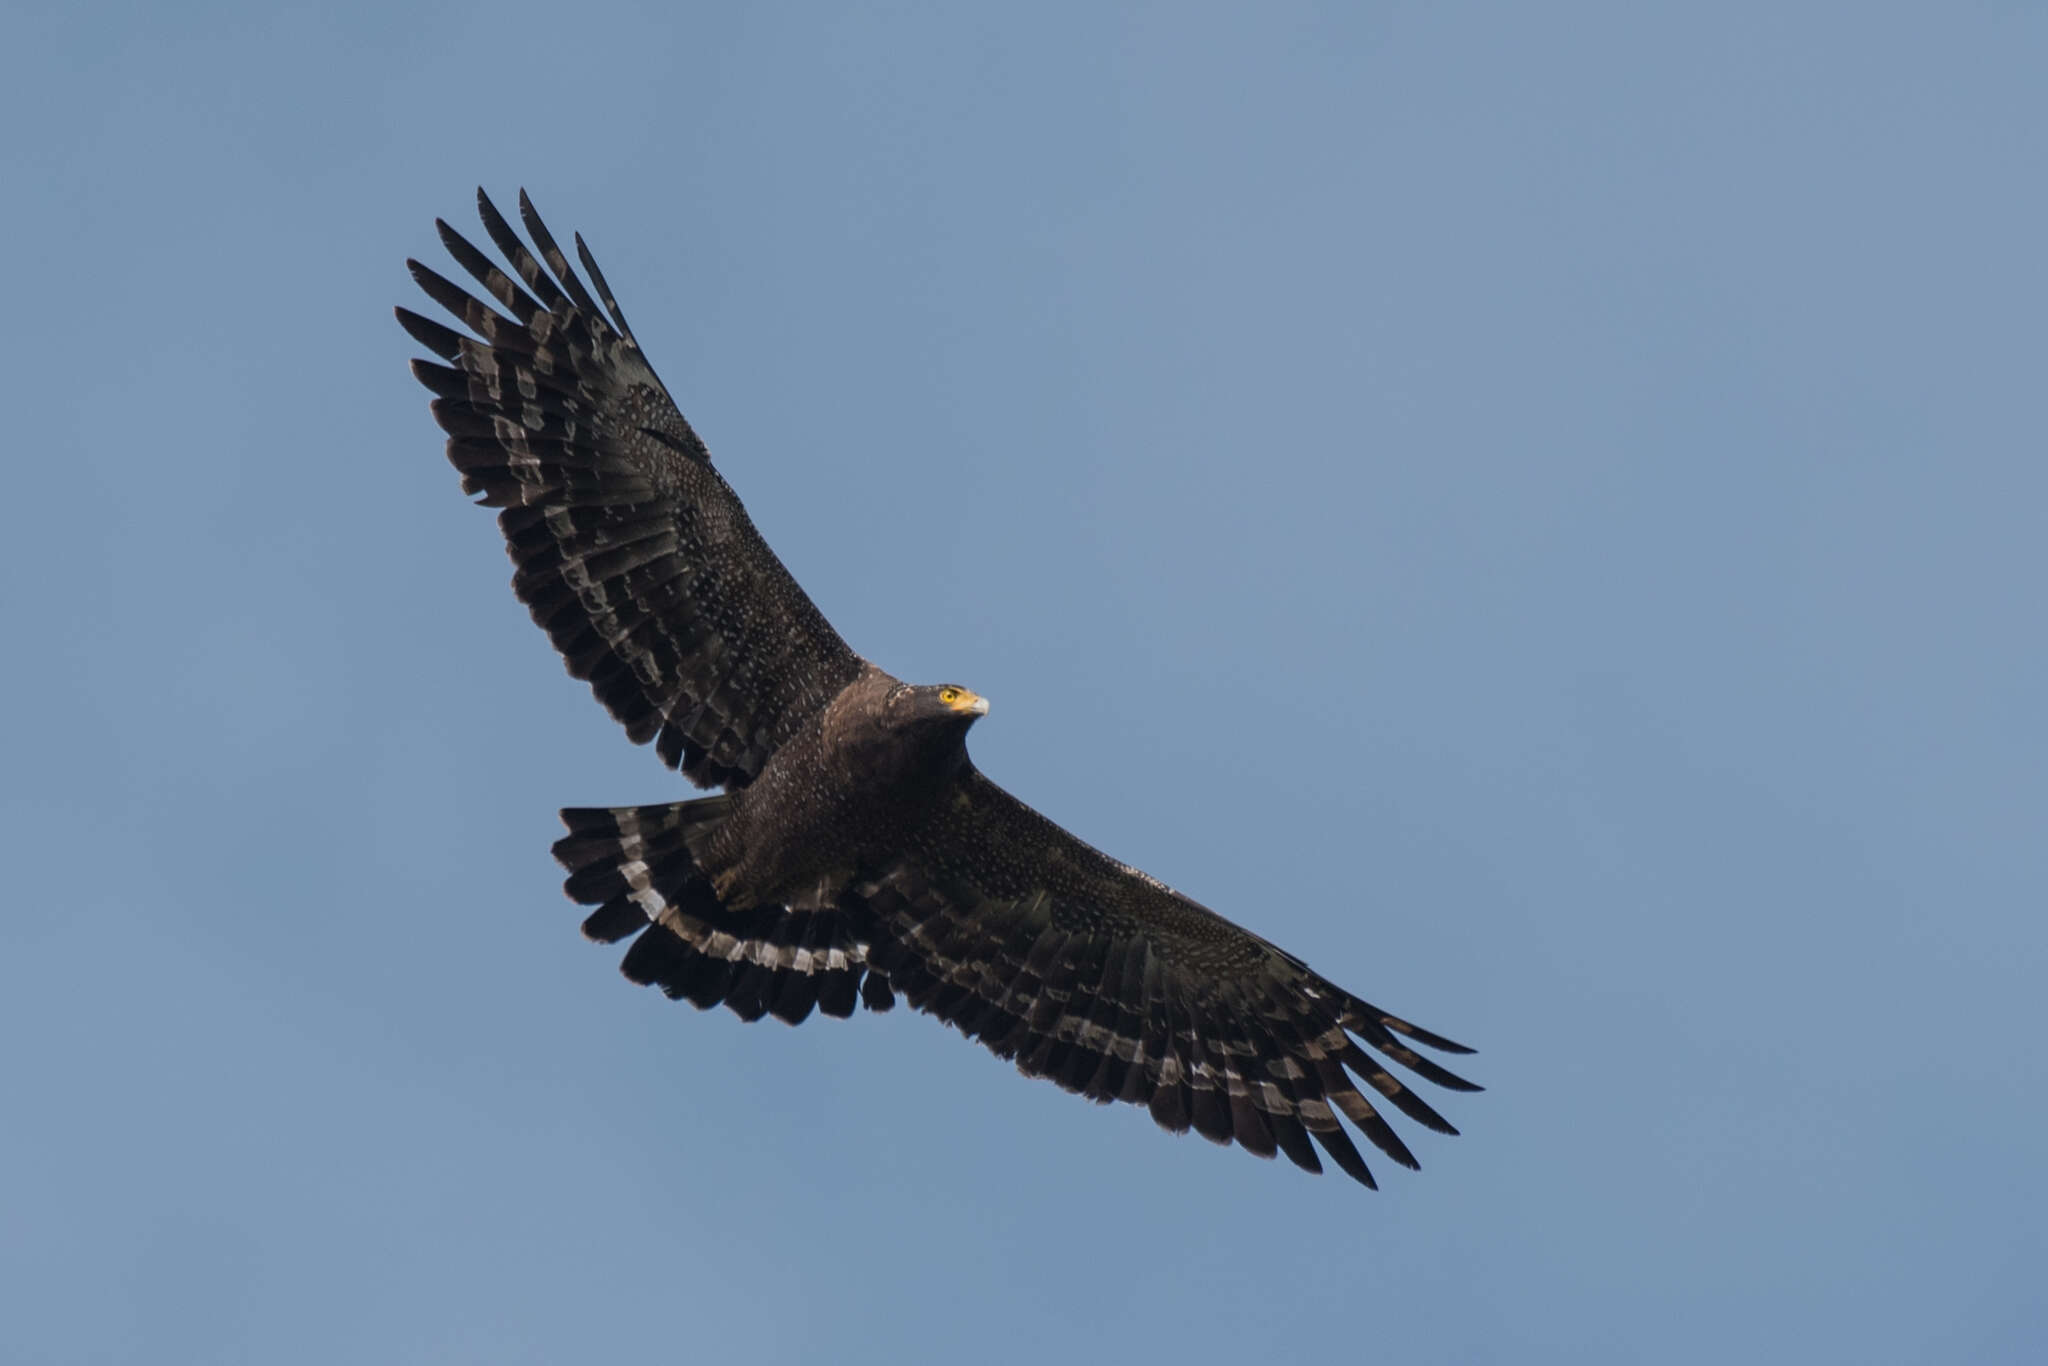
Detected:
left=902, top=683, right=989, bottom=725
left=872, top=682, right=988, bottom=781
left=883, top=681, right=989, bottom=741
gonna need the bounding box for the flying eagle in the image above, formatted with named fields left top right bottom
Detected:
left=398, top=190, right=1480, bottom=1188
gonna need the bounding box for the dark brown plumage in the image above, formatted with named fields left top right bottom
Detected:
left=400, top=189, right=1480, bottom=1189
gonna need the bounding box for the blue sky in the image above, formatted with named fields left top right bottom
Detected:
left=5, top=2, right=2045, bottom=1361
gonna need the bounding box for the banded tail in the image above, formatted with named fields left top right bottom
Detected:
left=552, top=801, right=892, bottom=1024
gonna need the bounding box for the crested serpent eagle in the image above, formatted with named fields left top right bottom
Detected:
left=398, top=190, right=1480, bottom=1189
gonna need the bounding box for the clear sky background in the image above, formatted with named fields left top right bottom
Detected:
left=5, top=3, right=2044, bottom=1362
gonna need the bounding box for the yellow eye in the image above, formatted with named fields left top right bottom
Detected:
left=939, top=688, right=959, bottom=704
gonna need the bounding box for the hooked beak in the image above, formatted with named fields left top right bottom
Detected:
left=948, top=689, right=990, bottom=717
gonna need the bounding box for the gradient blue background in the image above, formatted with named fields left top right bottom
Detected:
left=6, top=3, right=2044, bottom=1361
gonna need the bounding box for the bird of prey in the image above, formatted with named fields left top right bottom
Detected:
left=398, top=189, right=1479, bottom=1189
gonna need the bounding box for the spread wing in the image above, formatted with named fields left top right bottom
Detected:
left=857, top=771, right=1480, bottom=1188
left=397, top=189, right=863, bottom=788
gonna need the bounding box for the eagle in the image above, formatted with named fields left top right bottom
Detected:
left=398, top=190, right=1480, bottom=1189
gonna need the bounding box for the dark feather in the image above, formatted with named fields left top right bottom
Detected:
left=1310, top=1124, right=1378, bottom=1190
left=436, top=218, right=542, bottom=324
left=860, top=969, right=896, bottom=1012
left=575, top=231, right=635, bottom=340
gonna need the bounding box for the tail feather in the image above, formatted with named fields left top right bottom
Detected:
left=554, top=798, right=730, bottom=941
left=552, top=801, right=883, bottom=1025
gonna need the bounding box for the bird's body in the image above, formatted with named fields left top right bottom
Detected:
left=400, top=189, right=1480, bottom=1188
left=692, top=668, right=978, bottom=912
